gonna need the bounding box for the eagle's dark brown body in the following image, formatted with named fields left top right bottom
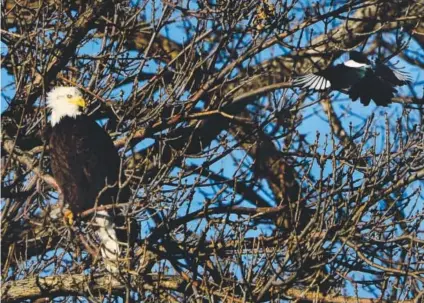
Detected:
left=46, top=87, right=138, bottom=271
left=50, top=114, right=138, bottom=255
left=50, top=115, right=125, bottom=213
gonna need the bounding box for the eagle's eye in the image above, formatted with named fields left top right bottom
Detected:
left=67, top=94, right=73, bottom=98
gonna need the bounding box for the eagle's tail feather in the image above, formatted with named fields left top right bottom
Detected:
left=95, top=210, right=121, bottom=273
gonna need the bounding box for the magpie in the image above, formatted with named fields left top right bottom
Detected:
left=292, top=51, right=412, bottom=106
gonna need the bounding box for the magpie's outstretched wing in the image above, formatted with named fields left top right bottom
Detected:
left=292, top=71, right=332, bottom=91
left=349, top=72, right=397, bottom=106
left=292, top=64, right=363, bottom=91
left=375, top=63, right=412, bottom=86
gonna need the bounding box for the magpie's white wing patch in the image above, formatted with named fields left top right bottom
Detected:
left=343, top=60, right=369, bottom=68
left=293, top=74, right=331, bottom=91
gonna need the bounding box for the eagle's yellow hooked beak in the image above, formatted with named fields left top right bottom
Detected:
left=68, top=96, right=86, bottom=109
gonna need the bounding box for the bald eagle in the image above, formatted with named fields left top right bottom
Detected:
left=47, top=86, right=135, bottom=272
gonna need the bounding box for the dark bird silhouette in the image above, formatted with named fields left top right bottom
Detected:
left=292, top=51, right=411, bottom=106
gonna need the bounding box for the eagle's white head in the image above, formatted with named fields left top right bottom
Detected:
left=47, top=86, right=86, bottom=126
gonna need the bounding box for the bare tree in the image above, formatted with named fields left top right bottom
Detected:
left=1, top=0, right=423, bottom=302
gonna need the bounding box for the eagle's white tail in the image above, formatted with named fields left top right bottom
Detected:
left=95, top=210, right=120, bottom=273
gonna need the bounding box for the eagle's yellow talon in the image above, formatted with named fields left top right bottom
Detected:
left=63, top=210, right=74, bottom=225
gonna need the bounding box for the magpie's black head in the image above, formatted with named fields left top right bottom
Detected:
left=349, top=51, right=370, bottom=64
